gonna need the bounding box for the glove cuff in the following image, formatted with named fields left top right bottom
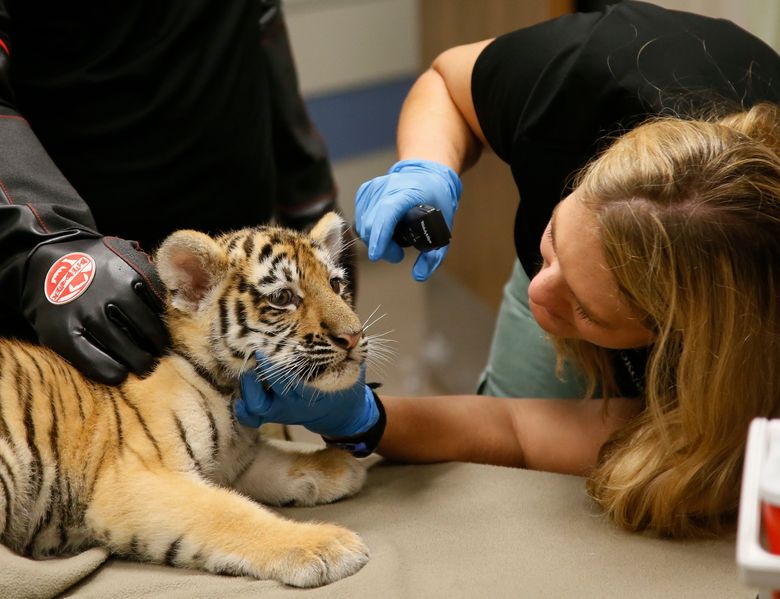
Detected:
left=388, top=159, right=463, bottom=208
left=322, top=389, right=386, bottom=458
left=312, top=383, right=378, bottom=437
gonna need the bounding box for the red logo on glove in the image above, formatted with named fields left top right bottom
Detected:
left=44, top=252, right=97, bottom=305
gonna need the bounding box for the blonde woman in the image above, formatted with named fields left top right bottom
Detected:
left=236, top=2, right=780, bottom=537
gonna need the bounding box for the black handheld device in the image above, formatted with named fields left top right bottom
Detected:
left=391, top=205, right=451, bottom=251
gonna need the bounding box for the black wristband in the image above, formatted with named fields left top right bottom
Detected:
left=322, top=389, right=386, bottom=458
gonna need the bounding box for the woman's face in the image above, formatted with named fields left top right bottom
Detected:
left=528, top=193, right=655, bottom=349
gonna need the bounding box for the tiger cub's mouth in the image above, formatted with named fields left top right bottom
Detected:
left=304, top=355, right=363, bottom=393
left=249, top=350, right=364, bottom=394
left=320, top=358, right=362, bottom=389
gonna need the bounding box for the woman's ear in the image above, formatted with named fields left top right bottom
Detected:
left=155, top=230, right=228, bottom=311
left=309, top=212, right=346, bottom=262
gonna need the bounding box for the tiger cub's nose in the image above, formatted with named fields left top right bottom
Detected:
left=331, top=331, right=362, bottom=350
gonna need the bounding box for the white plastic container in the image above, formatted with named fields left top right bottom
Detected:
left=737, top=418, right=780, bottom=599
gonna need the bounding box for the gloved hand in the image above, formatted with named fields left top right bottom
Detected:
left=22, top=235, right=169, bottom=385
left=355, top=158, right=462, bottom=281
left=235, top=352, right=379, bottom=438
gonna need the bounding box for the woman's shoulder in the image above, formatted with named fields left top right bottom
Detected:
left=472, top=0, right=780, bottom=153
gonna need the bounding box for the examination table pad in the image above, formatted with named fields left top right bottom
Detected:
left=0, top=456, right=752, bottom=598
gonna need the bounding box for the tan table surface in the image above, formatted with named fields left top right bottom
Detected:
left=1, top=460, right=754, bottom=599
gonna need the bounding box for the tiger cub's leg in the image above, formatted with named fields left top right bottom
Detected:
left=232, top=441, right=366, bottom=507
left=87, top=468, right=369, bottom=587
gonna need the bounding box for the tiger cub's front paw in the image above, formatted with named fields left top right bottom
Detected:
left=267, top=522, right=369, bottom=588
left=286, top=447, right=366, bottom=506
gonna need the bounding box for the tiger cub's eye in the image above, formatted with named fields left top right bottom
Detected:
left=268, top=289, right=298, bottom=308
left=330, top=277, right=343, bottom=294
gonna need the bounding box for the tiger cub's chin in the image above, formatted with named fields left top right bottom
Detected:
left=311, top=360, right=364, bottom=392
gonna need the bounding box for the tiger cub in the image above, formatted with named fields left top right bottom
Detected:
left=0, top=212, right=372, bottom=587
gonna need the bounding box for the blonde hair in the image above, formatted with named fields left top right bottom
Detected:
left=557, top=103, right=780, bottom=537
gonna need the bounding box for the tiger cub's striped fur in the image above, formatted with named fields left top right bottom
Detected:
left=0, top=213, right=371, bottom=587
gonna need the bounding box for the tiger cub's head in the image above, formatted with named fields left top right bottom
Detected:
left=155, top=213, right=365, bottom=392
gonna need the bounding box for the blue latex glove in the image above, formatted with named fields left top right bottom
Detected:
left=355, top=159, right=462, bottom=281
left=235, top=352, right=379, bottom=438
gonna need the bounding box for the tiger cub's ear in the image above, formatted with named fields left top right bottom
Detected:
left=155, top=230, right=228, bottom=311
left=309, top=212, right=346, bottom=262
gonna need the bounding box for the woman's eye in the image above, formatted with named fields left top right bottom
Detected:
left=268, top=289, right=298, bottom=307
left=330, top=277, right=343, bottom=294
left=574, top=304, right=596, bottom=324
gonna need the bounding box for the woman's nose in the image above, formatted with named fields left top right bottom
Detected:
left=528, top=264, right=565, bottom=306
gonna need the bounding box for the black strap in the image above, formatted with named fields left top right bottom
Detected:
left=322, top=389, right=387, bottom=458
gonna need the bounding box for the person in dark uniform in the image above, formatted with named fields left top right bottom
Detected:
left=0, top=0, right=344, bottom=384
left=237, top=2, right=780, bottom=537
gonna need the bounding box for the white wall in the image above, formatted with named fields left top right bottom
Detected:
left=648, top=0, right=780, bottom=50
left=285, top=0, right=420, bottom=96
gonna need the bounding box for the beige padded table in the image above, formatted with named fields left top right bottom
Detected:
left=0, top=459, right=754, bottom=598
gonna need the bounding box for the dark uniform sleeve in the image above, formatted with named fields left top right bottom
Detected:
left=0, top=2, right=102, bottom=338
left=259, top=1, right=337, bottom=232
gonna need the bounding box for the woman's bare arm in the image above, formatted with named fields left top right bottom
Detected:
left=396, top=39, right=493, bottom=172
left=376, top=394, right=642, bottom=475
left=378, top=41, right=643, bottom=475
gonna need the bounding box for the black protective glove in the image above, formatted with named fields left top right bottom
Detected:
left=22, top=236, right=169, bottom=384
